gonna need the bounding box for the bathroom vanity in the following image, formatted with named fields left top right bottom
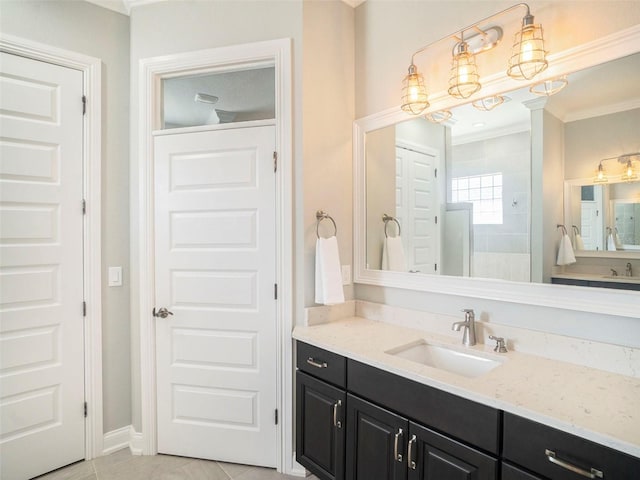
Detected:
left=293, top=318, right=640, bottom=480
left=551, top=273, right=640, bottom=291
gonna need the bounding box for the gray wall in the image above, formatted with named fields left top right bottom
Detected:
left=0, top=0, right=132, bottom=433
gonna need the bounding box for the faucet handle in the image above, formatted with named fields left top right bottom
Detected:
left=489, top=335, right=508, bottom=353
left=461, top=308, right=475, bottom=320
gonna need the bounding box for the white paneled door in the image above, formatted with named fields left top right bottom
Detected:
left=0, top=53, right=85, bottom=479
left=154, top=125, right=277, bottom=466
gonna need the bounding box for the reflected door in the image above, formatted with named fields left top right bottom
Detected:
left=154, top=125, right=277, bottom=466
left=581, top=186, right=603, bottom=251
left=395, top=146, right=439, bottom=273
left=0, top=52, right=85, bottom=479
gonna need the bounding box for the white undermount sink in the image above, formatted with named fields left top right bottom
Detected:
left=386, top=340, right=505, bottom=378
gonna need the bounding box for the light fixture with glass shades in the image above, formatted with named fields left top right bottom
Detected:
left=400, top=64, right=430, bottom=114
left=448, top=34, right=481, bottom=99
left=594, top=153, right=639, bottom=184
left=472, top=95, right=506, bottom=111
left=530, top=76, right=568, bottom=96
left=400, top=3, right=550, bottom=115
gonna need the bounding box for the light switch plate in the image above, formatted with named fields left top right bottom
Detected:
left=341, top=265, right=351, bottom=285
left=108, top=266, right=122, bottom=287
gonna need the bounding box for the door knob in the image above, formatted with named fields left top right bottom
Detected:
left=153, top=307, right=174, bottom=318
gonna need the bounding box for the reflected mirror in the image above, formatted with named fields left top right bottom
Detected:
left=362, top=52, right=640, bottom=284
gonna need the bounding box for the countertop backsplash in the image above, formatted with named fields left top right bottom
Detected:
left=304, top=300, right=640, bottom=378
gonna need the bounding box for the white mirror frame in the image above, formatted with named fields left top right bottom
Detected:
left=354, top=25, right=640, bottom=318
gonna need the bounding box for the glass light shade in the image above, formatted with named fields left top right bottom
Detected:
left=593, top=163, right=608, bottom=184
left=448, top=43, right=481, bottom=99
left=621, top=159, right=637, bottom=181
left=401, top=65, right=429, bottom=115
left=530, top=76, right=568, bottom=96
left=507, top=16, right=548, bottom=80
left=425, top=110, right=453, bottom=124
left=472, top=95, right=504, bottom=111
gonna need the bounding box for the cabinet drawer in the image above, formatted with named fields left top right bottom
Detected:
left=501, top=462, right=545, bottom=480
left=297, top=342, right=346, bottom=388
left=503, top=413, right=640, bottom=479
left=348, top=359, right=501, bottom=455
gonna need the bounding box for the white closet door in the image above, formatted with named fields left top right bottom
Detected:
left=154, top=125, right=278, bottom=467
left=0, top=52, right=85, bottom=480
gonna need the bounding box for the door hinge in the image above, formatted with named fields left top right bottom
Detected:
left=83, top=301, right=87, bottom=317
left=82, top=199, right=86, bottom=215
left=275, top=409, right=278, bottom=425
left=274, top=283, right=278, bottom=300
left=82, top=95, right=87, bottom=115
left=273, top=151, right=278, bottom=173
left=84, top=402, right=88, bottom=418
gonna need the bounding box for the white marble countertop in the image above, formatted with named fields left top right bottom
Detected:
left=293, top=317, right=640, bottom=458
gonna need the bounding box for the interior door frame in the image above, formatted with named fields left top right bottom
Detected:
left=0, top=34, right=104, bottom=458
left=137, top=39, right=294, bottom=473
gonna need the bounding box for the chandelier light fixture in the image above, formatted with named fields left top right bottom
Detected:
left=400, top=3, right=549, bottom=115
left=425, top=110, right=453, bottom=124
left=472, top=95, right=506, bottom=111
left=530, top=76, right=568, bottom=96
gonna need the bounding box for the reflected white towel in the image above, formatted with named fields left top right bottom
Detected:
left=574, top=234, right=585, bottom=250
left=382, top=236, right=407, bottom=272
left=607, top=233, right=617, bottom=251
left=315, top=236, right=344, bottom=305
left=556, top=234, right=576, bottom=265
left=614, top=231, right=623, bottom=249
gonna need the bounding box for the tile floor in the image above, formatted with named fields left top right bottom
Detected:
left=34, top=448, right=317, bottom=480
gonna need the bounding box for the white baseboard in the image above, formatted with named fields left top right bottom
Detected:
left=289, top=453, right=307, bottom=477
left=129, top=426, right=144, bottom=455
left=102, top=425, right=130, bottom=455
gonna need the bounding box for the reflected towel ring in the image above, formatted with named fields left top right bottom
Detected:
left=572, top=225, right=580, bottom=235
left=383, top=214, right=402, bottom=238
left=316, top=210, right=337, bottom=238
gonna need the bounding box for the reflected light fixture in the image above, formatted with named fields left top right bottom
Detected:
left=194, top=92, right=219, bottom=104
left=621, top=158, right=638, bottom=181
left=448, top=35, right=481, bottom=99
left=425, top=110, right=453, bottom=124
left=401, top=64, right=430, bottom=114
left=472, top=95, right=505, bottom=111
left=400, top=3, right=549, bottom=115
left=530, top=76, right=568, bottom=96
left=594, top=162, right=608, bottom=184
left=507, top=7, right=548, bottom=79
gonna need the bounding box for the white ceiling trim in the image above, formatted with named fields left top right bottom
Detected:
left=85, top=0, right=167, bottom=15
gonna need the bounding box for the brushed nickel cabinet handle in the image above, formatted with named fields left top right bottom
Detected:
left=394, top=428, right=404, bottom=462
left=306, top=357, right=328, bottom=369
left=333, top=400, right=342, bottom=429
left=545, top=449, right=603, bottom=479
left=407, top=435, right=417, bottom=470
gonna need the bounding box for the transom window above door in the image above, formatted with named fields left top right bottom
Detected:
left=162, top=66, right=275, bottom=129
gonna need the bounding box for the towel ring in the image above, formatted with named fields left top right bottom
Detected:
left=316, top=210, right=337, bottom=238
left=383, top=214, right=401, bottom=238
left=556, top=224, right=567, bottom=235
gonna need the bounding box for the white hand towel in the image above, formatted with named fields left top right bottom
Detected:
left=381, top=236, right=407, bottom=272
left=315, top=236, right=344, bottom=305
left=574, top=233, right=585, bottom=250
left=556, top=233, right=576, bottom=265
left=607, top=233, right=617, bottom=251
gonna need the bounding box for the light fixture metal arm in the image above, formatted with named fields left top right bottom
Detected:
left=409, top=2, right=531, bottom=64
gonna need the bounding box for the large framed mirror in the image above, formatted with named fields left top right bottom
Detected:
left=354, top=27, right=640, bottom=318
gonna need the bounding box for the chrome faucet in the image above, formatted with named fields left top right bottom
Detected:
left=610, top=268, right=618, bottom=277
left=626, top=263, right=633, bottom=277
left=452, top=309, right=477, bottom=347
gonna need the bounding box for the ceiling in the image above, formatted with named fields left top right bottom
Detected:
left=450, top=52, right=640, bottom=143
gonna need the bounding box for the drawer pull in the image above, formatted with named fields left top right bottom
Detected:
left=306, top=357, right=328, bottom=369
left=394, top=428, right=404, bottom=462
left=407, top=434, right=417, bottom=470
left=333, top=400, right=342, bottom=429
left=545, top=449, right=604, bottom=479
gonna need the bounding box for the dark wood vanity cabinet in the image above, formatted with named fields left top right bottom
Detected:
left=296, top=342, right=498, bottom=480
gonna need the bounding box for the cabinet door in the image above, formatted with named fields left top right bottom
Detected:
left=296, top=371, right=346, bottom=480
left=346, top=393, right=408, bottom=480
left=407, top=421, right=497, bottom=480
